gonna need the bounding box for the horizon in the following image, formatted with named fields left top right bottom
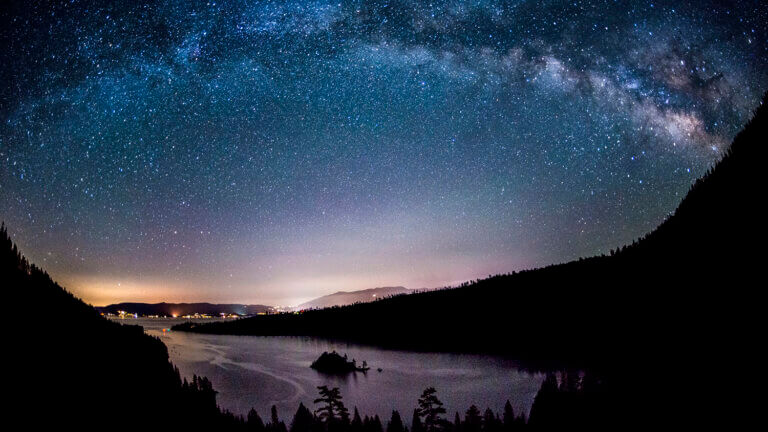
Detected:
left=89, top=284, right=418, bottom=308
left=2, top=1, right=766, bottom=306
left=90, top=284, right=417, bottom=308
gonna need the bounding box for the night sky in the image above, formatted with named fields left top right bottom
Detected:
left=1, top=1, right=766, bottom=306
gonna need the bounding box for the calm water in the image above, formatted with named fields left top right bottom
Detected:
left=116, top=317, right=544, bottom=422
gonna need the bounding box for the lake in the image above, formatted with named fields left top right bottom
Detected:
left=116, top=317, right=544, bottom=423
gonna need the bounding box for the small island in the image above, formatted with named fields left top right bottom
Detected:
left=310, top=351, right=370, bottom=374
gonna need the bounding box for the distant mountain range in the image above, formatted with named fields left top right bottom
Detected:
left=96, top=302, right=273, bottom=317
left=96, top=287, right=417, bottom=316
left=294, top=286, right=412, bottom=310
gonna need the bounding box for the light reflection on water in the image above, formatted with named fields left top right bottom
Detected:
left=115, top=317, right=544, bottom=422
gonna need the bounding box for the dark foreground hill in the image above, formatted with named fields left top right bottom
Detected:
left=177, top=97, right=768, bottom=428
left=2, top=226, right=250, bottom=430
left=97, top=302, right=273, bottom=317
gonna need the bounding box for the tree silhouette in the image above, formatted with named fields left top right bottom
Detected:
left=482, top=408, right=499, bottom=432
left=351, top=407, right=364, bottom=432
left=268, top=405, right=288, bottom=432
left=249, top=408, right=266, bottom=432
left=290, top=403, right=315, bottom=432
left=501, top=401, right=514, bottom=432
left=315, top=386, right=349, bottom=426
left=463, top=406, right=482, bottom=432
left=452, top=413, right=461, bottom=432
left=365, top=414, right=383, bottom=432
left=416, top=388, right=447, bottom=432
left=527, top=373, right=558, bottom=428
left=386, top=410, right=406, bottom=432
left=411, top=408, right=424, bottom=432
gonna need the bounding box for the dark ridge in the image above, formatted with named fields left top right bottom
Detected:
left=2, top=224, right=250, bottom=430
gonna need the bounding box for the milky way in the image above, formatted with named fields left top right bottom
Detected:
left=1, top=1, right=766, bottom=305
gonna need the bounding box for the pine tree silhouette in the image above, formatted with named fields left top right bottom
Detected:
left=314, top=386, right=350, bottom=427
left=416, top=388, right=447, bottom=432
left=501, top=401, right=515, bottom=432
left=290, top=403, right=315, bottom=432
left=249, top=408, right=266, bottom=432
left=463, top=406, right=482, bottom=432
left=411, top=409, right=424, bottom=432
left=387, top=411, right=406, bottom=432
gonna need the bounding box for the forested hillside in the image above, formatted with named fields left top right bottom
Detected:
left=3, top=224, right=248, bottom=429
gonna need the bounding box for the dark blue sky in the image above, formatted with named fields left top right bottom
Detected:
left=1, top=0, right=766, bottom=306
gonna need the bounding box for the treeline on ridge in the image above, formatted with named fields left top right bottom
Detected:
left=4, top=223, right=249, bottom=429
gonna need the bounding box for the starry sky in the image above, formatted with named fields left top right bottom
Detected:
left=1, top=0, right=766, bottom=306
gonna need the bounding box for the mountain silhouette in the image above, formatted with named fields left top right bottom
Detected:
left=293, top=286, right=411, bottom=310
